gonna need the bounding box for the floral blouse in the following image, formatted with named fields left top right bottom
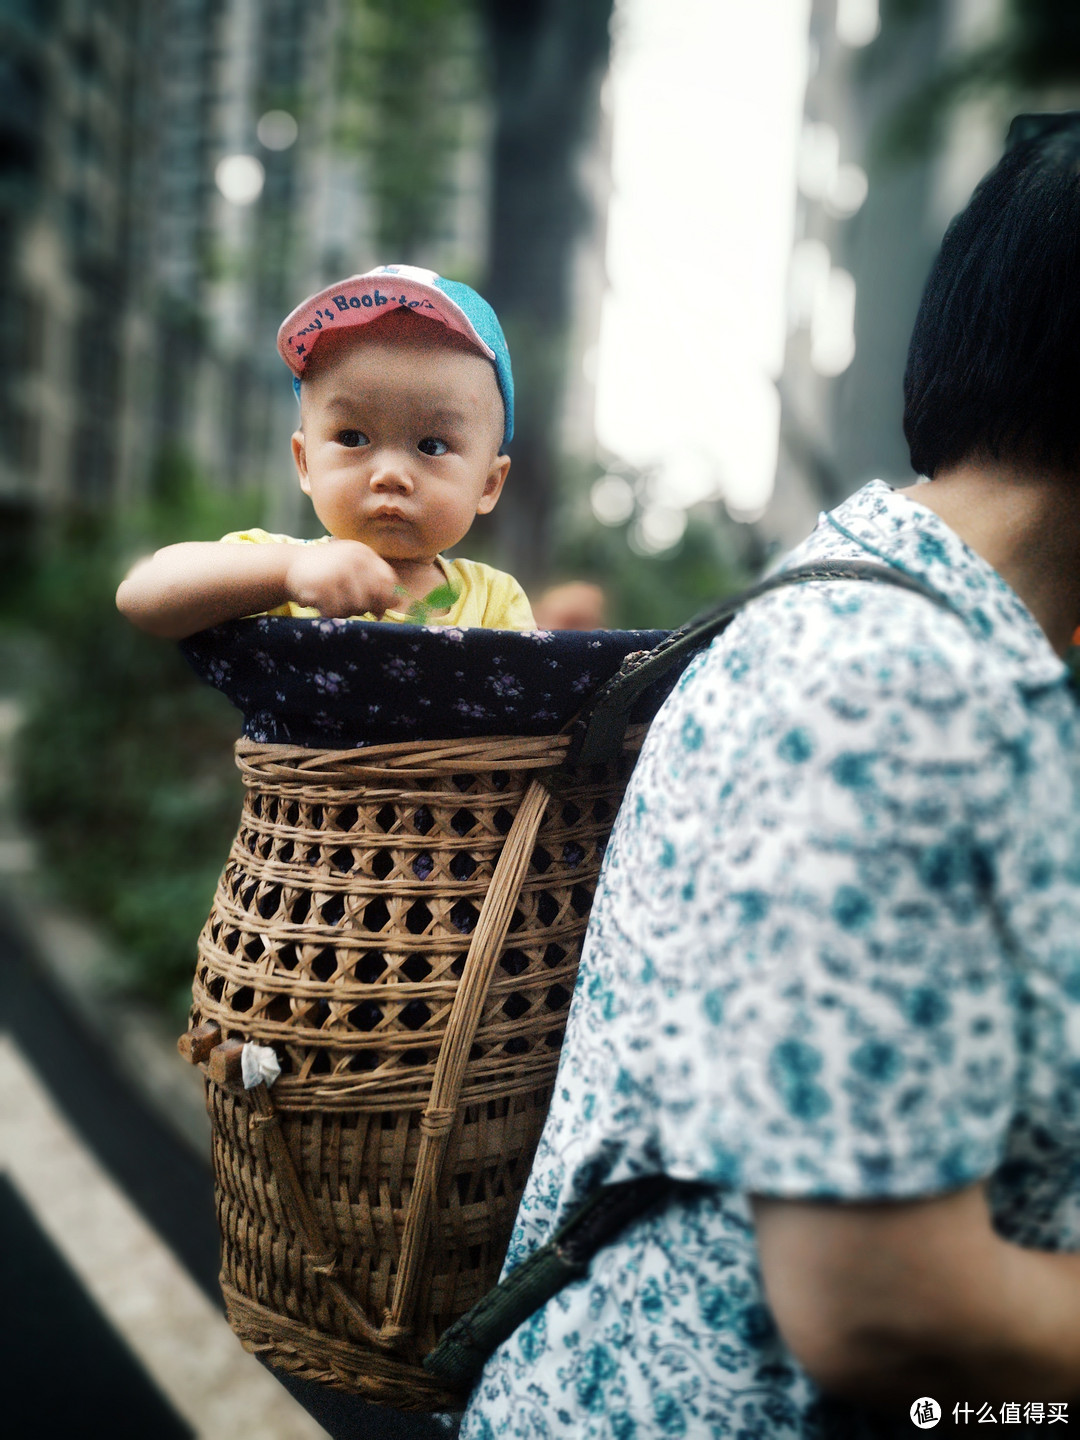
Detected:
left=460, top=480, right=1080, bottom=1439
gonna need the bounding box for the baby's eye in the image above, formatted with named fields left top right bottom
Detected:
left=338, top=429, right=368, bottom=448
left=417, top=437, right=448, bottom=457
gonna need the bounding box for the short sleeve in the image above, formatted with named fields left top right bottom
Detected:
left=566, top=586, right=1024, bottom=1201
left=443, top=558, right=536, bottom=630
left=484, top=573, right=536, bottom=630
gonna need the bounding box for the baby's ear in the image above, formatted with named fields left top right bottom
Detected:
left=476, top=454, right=511, bottom=514
left=291, top=430, right=311, bottom=494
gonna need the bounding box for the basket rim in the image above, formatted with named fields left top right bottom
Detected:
left=233, top=727, right=646, bottom=781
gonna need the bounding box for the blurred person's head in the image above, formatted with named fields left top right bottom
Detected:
left=533, top=581, right=607, bottom=631
left=276, top=268, right=514, bottom=561
left=904, top=113, right=1080, bottom=480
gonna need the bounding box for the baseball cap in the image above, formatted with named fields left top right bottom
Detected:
left=277, top=263, right=514, bottom=446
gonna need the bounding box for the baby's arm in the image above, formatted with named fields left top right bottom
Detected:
left=116, top=539, right=399, bottom=639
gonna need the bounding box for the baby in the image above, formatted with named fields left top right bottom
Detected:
left=117, top=265, right=535, bottom=636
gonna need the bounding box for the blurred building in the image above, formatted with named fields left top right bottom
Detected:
left=0, top=0, right=501, bottom=549
left=560, top=72, right=614, bottom=464
left=768, top=0, right=1055, bottom=552
left=1, top=0, right=147, bottom=538
left=0, top=0, right=228, bottom=539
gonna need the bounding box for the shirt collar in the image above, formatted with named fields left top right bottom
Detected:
left=800, top=479, right=1067, bottom=691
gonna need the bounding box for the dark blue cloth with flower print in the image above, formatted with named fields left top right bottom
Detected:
left=180, top=620, right=670, bottom=747
left=461, top=480, right=1080, bottom=1440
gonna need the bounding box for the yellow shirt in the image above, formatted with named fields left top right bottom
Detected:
left=219, top=529, right=536, bottom=630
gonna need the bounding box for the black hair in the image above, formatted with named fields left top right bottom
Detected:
left=903, top=114, right=1080, bottom=478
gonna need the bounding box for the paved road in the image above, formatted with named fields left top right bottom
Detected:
left=0, top=896, right=451, bottom=1440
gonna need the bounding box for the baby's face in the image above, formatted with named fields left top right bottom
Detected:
left=292, top=313, right=509, bottom=562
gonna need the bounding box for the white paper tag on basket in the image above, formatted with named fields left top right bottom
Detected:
left=241, top=1041, right=281, bottom=1089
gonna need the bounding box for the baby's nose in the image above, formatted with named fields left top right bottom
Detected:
left=369, top=455, right=413, bottom=492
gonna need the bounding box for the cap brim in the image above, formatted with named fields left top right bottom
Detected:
left=277, top=274, right=495, bottom=376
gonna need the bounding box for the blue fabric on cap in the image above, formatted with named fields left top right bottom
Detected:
left=432, top=276, right=514, bottom=446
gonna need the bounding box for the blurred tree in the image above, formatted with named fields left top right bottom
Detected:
left=12, top=462, right=261, bottom=1019
left=879, top=0, right=1080, bottom=158
left=335, top=0, right=616, bottom=590
left=480, top=0, right=615, bottom=590
left=554, top=508, right=755, bottom=631
left=551, top=461, right=759, bottom=629
left=246, top=0, right=314, bottom=328
left=337, top=0, right=478, bottom=257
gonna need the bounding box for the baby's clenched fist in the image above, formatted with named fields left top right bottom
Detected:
left=284, top=540, right=398, bottom=619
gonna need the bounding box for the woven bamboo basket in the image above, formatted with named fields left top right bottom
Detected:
left=178, top=560, right=921, bottom=1409
left=182, top=726, right=643, bottom=1409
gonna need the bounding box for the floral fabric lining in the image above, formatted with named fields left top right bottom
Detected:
left=181, top=621, right=670, bottom=747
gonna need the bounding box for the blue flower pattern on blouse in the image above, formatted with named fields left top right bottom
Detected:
left=460, top=481, right=1080, bottom=1439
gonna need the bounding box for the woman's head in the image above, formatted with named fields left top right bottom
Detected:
left=903, top=113, right=1080, bottom=479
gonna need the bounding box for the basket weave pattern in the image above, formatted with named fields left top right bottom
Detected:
left=190, top=732, right=639, bottom=1407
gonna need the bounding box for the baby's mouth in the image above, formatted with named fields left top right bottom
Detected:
left=369, top=506, right=410, bottom=523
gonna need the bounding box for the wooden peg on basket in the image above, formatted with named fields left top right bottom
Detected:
left=177, top=1020, right=221, bottom=1064
left=207, top=1038, right=246, bottom=1089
